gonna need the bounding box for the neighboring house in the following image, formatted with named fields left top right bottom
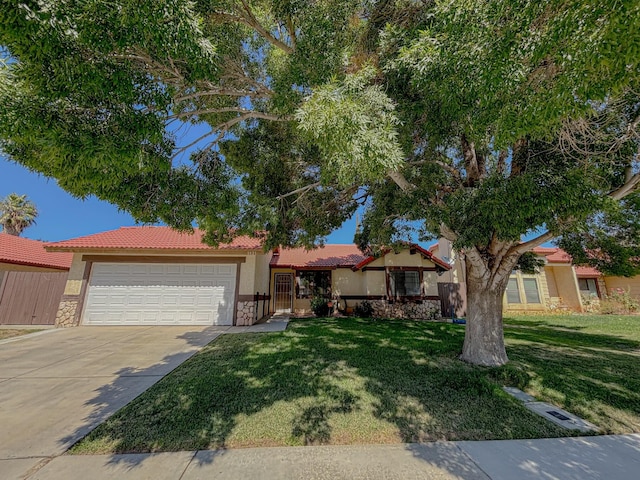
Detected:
left=430, top=238, right=640, bottom=313
left=0, top=233, right=72, bottom=325
left=44, top=226, right=451, bottom=328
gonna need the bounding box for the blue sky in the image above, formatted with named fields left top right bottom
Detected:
left=0, top=155, right=359, bottom=244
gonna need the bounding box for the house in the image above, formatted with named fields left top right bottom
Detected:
left=271, top=243, right=450, bottom=318
left=0, top=233, right=72, bottom=325
left=431, top=238, right=640, bottom=313
left=45, top=226, right=451, bottom=327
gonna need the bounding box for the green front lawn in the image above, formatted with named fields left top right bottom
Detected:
left=71, top=314, right=640, bottom=454
left=0, top=329, right=41, bottom=340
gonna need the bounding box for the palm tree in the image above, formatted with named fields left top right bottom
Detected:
left=0, top=193, right=38, bottom=236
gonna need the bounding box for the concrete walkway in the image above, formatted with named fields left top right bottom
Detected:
left=0, top=320, right=289, bottom=480
left=20, top=435, right=640, bottom=480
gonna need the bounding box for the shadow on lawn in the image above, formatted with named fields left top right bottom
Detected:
left=502, top=322, right=640, bottom=433
left=68, top=318, right=640, bottom=471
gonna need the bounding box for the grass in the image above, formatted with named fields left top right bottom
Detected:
left=502, top=314, right=640, bottom=433
left=70, top=314, right=640, bottom=454
left=0, top=328, right=41, bottom=340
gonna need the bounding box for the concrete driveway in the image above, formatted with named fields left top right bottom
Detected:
left=0, top=326, right=226, bottom=479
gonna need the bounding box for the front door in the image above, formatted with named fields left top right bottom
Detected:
left=274, top=273, right=293, bottom=312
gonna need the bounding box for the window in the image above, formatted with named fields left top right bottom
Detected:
left=578, top=278, right=599, bottom=297
left=506, top=275, right=542, bottom=304
left=296, top=270, right=331, bottom=299
left=522, top=278, right=541, bottom=303
left=389, top=270, right=421, bottom=298
left=506, top=277, right=521, bottom=303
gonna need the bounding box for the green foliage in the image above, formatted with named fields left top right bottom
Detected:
left=296, top=67, right=404, bottom=186
left=599, top=289, right=640, bottom=315
left=515, top=251, right=546, bottom=275
left=354, top=300, right=374, bottom=318
left=0, top=193, right=38, bottom=236
left=310, top=296, right=331, bottom=317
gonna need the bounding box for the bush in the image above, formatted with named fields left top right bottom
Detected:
left=599, top=288, right=640, bottom=314
left=354, top=300, right=374, bottom=318
left=310, top=296, right=331, bottom=317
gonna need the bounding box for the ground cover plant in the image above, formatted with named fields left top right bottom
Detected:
left=71, top=314, right=640, bottom=454
left=0, top=329, right=40, bottom=340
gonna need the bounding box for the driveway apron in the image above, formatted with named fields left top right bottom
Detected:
left=0, top=326, right=226, bottom=478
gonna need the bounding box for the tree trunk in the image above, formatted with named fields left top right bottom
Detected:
left=2, top=224, right=20, bottom=236
left=460, top=258, right=510, bottom=366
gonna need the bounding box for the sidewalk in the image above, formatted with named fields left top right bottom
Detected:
left=15, top=434, right=640, bottom=480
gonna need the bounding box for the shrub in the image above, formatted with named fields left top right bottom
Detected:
left=354, top=300, right=374, bottom=318
left=310, top=296, right=331, bottom=317
left=599, top=288, right=640, bottom=314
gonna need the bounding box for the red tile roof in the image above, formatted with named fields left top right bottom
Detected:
left=0, top=233, right=72, bottom=270
left=45, top=226, right=263, bottom=251
left=271, top=243, right=451, bottom=270
left=533, top=246, right=601, bottom=276
left=575, top=266, right=602, bottom=277
left=270, top=245, right=368, bottom=269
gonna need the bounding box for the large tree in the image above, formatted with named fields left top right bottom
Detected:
left=1, top=1, right=639, bottom=365
left=0, top=193, right=38, bottom=236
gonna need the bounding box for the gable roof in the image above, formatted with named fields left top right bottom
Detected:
left=45, top=226, right=263, bottom=252
left=0, top=233, right=73, bottom=270
left=353, top=244, right=452, bottom=271
left=270, top=245, right=368, bottom=269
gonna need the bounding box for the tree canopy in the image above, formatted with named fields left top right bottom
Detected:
left=1, top=1, right=639, bottom=365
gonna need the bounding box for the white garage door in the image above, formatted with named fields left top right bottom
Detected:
left=83, top=263, right=237, bottom=326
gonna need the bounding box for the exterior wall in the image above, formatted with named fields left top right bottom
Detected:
left=435, top=238, right=464, bottom=283
left=551, top=264, right=583, bottom=311
left=254, top=251, right=271, bottom=295
left=603, top=276, right=640, bottom=298
left=56, top=254, right=85, bottom=327
left=333, top=268, right=365, bottom=296
left=364, top=270, right=386, bottom=296
left=545, top=267, right=559, bottom=298
left=423, top=271, right=438, bottom=296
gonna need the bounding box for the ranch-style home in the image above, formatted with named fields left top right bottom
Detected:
left=431, top=238, right=640, bottom=313
left=44, top=226, right=452, bottom=327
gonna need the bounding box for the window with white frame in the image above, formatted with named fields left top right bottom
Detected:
left=578, top=278, right=599, bottom=297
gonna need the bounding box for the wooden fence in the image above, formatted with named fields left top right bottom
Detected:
left=438, top=282, right=467, bottom=319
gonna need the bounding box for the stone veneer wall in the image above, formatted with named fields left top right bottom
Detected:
left=369, top=300, right=442, bottom=320
left=55, top=296, right=81, bottom=327
left=235, top=301, right=255, bottom=326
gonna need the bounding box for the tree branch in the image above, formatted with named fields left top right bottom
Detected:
left=512, top=230, right=555, bottom=255
left=387, top=170, right=415, bottom=192
left=174, top=88, right=272, bottom=103
left=238, top=0, right=294, bottom=54
left=276, top=182, right=321, bottom=200
left=609, top=172, right=640, bottom=201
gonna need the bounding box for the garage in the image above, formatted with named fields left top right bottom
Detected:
left=82, top=263, right=237, bottom=326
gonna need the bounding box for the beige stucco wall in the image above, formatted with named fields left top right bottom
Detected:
left=238, top=252, right=256, bottom=295
left=549, top=264, right=582, bottom=310
left=253, top=251, right=271, bottom=294
left=63, top=254, right=86, bottom=295
left=0, top=262, right=66, bottom=273
left=423, top=271, right=438, bottom=296
left=544, top=267, right=559, bottom=298
left=333, top=268, right=365, bottom=296
left=364, top=270, right=386, bottom=296
left=604, top=276, right=640, bottom=299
